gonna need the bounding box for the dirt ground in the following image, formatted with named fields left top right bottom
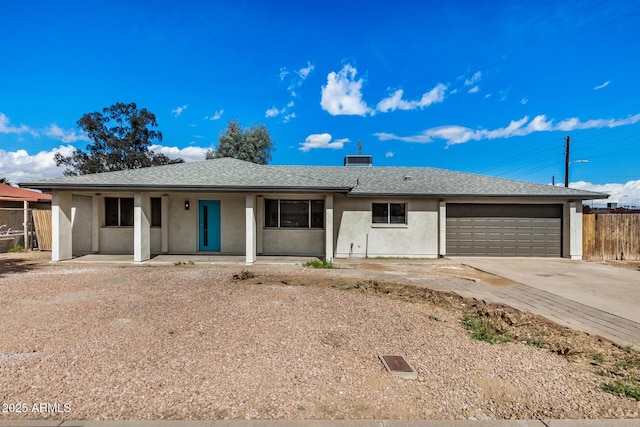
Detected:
left=1, top=251, right=639, bottom=420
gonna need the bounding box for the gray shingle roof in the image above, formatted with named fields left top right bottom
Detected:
left=21, top=157, right=608, bottom=200
left=21, top=158, right=347, bottom=192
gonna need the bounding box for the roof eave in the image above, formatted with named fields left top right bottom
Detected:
left=346, top=192, right=610, bottom=199
left=20, top=183, right=352, bottom=193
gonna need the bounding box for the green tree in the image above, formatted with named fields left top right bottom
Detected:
left=214, top=119, right=274, bottom=164
left=54, top=102, right=183, bottom=176
left=0, top=177, right=10, bottom=185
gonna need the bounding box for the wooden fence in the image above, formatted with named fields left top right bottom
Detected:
left=583, top=213, right=640, bottom=261
left=32, top=209, right=52, bottom=251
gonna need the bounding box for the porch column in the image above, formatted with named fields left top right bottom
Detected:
left=438, top=201, right=447, bottom=257
left=161, top=195, right=169, bottom=253
left=245, top=193, right=256, bottom=264
left=325, top=193, right=334, bottom=262
left=569, top=201, right=583, bottom=260
left=23, top=200, right=29, bottom=250
left=91, top=195, right=99, bottom=253
left=52, top=191, right=72, bottom=262
left=134, top=192, right=151, bottom=263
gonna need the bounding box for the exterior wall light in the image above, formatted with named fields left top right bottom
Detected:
left=184, top=200, right=190, bottom=210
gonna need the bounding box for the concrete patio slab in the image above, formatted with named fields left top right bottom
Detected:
left=58, top=254, right=319, bottom=266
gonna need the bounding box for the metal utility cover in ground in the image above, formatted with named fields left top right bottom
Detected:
left=379, top=354, right=417, bottom=379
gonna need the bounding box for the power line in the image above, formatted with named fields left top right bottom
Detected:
left=572, top=132, right=640, bottom=154
left=475, top=137, right=563, bottom=175
left=566, top=120, right=639, bottom=142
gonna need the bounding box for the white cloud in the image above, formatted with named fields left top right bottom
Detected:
left=280, top=61, right=315, bottom=97
left=464, top=71, right=482, bottom=86
left=594, top=81, right=610, bottom=91
left=2, top=144, right=213, bottom=183
left=376, top=83, right=447, bottom=113
left=298, top=62, right=315, bottom=80
left=44, top=124, right=90, bottom=143
left=320, top=64, right=372, bottom=116
left=148, top=144, right=211, bottom=162
left=376, top=90, right=411, bottom=112
left=468, top=85, right=480, bottom=94
left=265, top=107, right=284, bottom=118
left=520, top=97, right=529, bottom=105
left=299, top=133, right=349, bottom=152
left=266, top=105, right=296, bottom=123
left=0, top=145, right=75, bottom=183
left=204, top=110, right=224, bottom=121
left=572, top=180, right=640, bottom=207
left=0, top=112, right=38, bottom=137
left=287, top=100, right=295, bottom=108
left=172, top=105, right=188, bottom=117
left=374, top=112, right=640, bottom=147
left=385, top=151, right=394, bottom=158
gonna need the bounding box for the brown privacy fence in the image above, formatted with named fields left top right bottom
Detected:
left=32, top=209, right=52, bottom=251
left=0, top=208, right=52, bottom=252
left=583, top=213, right=640, bottom=261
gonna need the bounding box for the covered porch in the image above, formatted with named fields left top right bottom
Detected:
left=51, top=191, right=335, bottom=264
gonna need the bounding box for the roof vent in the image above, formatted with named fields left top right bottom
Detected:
left=344, top=155, right=373, bottom=167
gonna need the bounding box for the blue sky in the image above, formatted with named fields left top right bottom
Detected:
left=2, top=0, right=640, bottom=206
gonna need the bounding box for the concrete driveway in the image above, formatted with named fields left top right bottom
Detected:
left=454, top=258, right=640, bottom=324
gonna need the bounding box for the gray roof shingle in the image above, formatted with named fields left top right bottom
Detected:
left=21, top=157, right=608, bottom=200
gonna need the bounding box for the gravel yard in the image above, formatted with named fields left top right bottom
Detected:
left=1, top=253, right=639, bottom=420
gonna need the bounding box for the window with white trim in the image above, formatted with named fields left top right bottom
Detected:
left=372, top=202, right=406, bottom=224
left=265, top=199, right=324, bottom=229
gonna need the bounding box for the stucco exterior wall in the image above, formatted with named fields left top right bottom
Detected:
left=262, top=229, right=325, bottom=255
left=333, top=195, right=439, bottom=258
left=563, top=200, right=583, bottom=260
left=99, top=227, right=134, bottom=253
left=165, top=192, right=245, bottom=254
left=255, top=194, right=326, bottom=256
left=71, top=195, right=92, bottom=255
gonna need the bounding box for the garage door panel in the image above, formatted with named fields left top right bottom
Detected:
left=446, top=204, right=562, bottom=257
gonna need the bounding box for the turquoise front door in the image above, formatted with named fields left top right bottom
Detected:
left=198, top=200, right=221, bottom=251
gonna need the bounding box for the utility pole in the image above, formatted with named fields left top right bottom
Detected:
left=564, top=135, right=570, bottom=187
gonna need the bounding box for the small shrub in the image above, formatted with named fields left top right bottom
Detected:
left=602, top=379, right=640, bottom=401
left=615, top=352, right=640, bottom=371
left=8, top=244, right=24, bottom=253
left=522, top=336, right=547, bottom=349
left=303, top=259, right=334, bottom=269
left=462, top=312, right=513, bottom=344
left=233, top=270, right=256, bottom=280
